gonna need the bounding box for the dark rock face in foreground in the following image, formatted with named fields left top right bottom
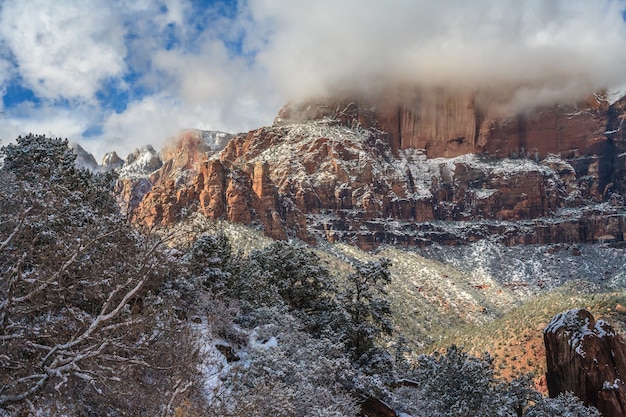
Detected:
left=544, top=309, right=626, bottom=417
left=359, top=397, right=397, bottom=417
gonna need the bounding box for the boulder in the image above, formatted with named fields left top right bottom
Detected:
left=544, top=309, right=626, bottom=417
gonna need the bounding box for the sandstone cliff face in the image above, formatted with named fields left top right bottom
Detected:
left=544, top=309, right=626, bottom=417
left=130, top=118, right=626, bottom=249
left=124, top=89, right=626, bottom=249
left=276, top=91, right=613, bottom=160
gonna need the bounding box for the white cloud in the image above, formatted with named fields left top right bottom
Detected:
left=95, top=95, right=182, bottom=158
left=0, top=102, right=96, bottom=148
left=151, top=36, right=281, bottom=115
left=244, top=0, right=626, bottom=108
left=0, top=0, right=128, bottom=102
left=91, top=91, right=275, bottom=160
left=3, top=0, right=626, bottom=160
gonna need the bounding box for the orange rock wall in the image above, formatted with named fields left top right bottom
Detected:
left=278, top=91, right=611, bottom=159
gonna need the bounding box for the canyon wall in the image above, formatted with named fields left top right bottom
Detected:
left=124, top=90, right=626, bottom=249
left=276, top=90, right=612, bottom=160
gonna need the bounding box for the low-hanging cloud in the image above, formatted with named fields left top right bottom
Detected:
left=1, top=0, right=626, bottom=159
left=245, top=0, right=626, bottom=111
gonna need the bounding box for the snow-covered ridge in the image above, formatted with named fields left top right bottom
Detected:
left=244, top=118, right=563, bottom=204
left=117, top=145, right=162, bottom=179
left=70, top=129, right=234, bottom=179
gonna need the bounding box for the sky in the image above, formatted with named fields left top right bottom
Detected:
left=1, top=0, right=626, bottom=160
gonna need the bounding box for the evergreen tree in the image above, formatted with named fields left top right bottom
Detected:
left=0, top=135, right=202, bottom=415
left=210, top=314, right=358, bottom=417
left=412, top=345, right=498, bottom=416
left=397, top=345, right=540, bottom=417
left=247, top=241, right=332, bottom=310
left=339, top=258, right=393, bottom=359
left=232, top=241, right=341, bottom=336
left=524, top=392, right=600, bottom=417
left=185, top=231, right=234, bottom=288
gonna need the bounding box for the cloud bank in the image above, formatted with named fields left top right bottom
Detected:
left=0, top=0, right=625, bottom=158
left=249, top=0, right=626, bottom=110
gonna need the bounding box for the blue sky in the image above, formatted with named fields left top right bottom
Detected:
left=0, top=0, right=625, bottom=159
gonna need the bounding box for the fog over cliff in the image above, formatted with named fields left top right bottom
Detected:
left=246, top=0, right=626, bottom=110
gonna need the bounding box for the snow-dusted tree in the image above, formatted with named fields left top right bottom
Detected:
left=398, top=345, right=539, bottom=417
left=392, top=346, right=598, bottom=417
left=232, top=241, right=342, bottom=336
left=411, top=345, right=497, bottom=416
left=209, top=313, right=359, bottom=417
left=339, top=258, right=393, bottom=360
left=178, top=237, right=396, bottom=412
left=243, top=241, right=331, bottom=307
left=186, top=231, right=233, bottom=280
left=524, top=392, right=600, bottom=417
left=177, top=231, right=236, bottom=302
left=0, top=135, right=203, bottom=415
left=502, top=374, right=542, bottom=417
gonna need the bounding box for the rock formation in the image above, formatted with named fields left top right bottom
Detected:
left=70, top=143, right=98, bottom=171
left=117, top=88, right=626, bottom=249
left=276, top=90, right=611, bottom=160
left=544, top=309, right=626, bottom=417
left=101, top=151, right=124, bottom=171
left=359, top=397, right=397, bottom=417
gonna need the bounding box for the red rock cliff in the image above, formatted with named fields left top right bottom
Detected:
left=127, top=89, right=626, bottom=249
left=276, top=90, right=610, bottom=160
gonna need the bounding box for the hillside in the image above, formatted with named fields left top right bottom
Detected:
left=165, top=214, right=626, bottom=392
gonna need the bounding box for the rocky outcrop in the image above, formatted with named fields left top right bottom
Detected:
left=197, top=159, right=228, bottom=219
left=119, top=145, right=163, bottom=179
left=482, top=96, right=609, bottom=161
left=544, top=309, right=626, bottom=417
left=250, top=161, right=287, bottom=240
left=71, top=143, right=98, bottom=171
left=115, top=177, right=152, bottom=216
left=120, top=88, right=626, bottom=249
left=101, top=151, right=124, bottom=171
left=359, top=397, right=397, bottom=417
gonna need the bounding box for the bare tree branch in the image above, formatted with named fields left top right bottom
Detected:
left=0, top=206, right=32, bottom=252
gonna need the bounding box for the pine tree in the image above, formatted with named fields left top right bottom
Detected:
left=0, top=135, right=202, bottom=415
left=231, top=241, right=341, bottom=336
left=339, top=258, right=393, bottom=359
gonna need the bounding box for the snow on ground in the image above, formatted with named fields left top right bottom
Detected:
left=416, top=240, right=626, bottom=296
left=191, top=318, right=230, bottom=397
